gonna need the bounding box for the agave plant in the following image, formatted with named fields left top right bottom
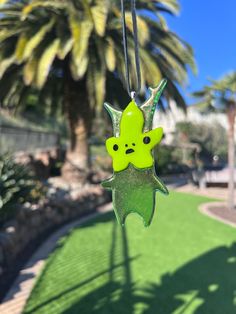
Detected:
left=0, top=154, right=44, bottom=224
left=0, top=0, right=196, bottom=181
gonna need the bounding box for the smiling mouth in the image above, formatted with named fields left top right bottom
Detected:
left=126, top=148, right=135, bottom=154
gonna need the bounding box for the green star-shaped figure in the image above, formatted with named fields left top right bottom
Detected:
left=102, top=79, right=169, bottom=226
left=106, top=100, right=163, bottom=172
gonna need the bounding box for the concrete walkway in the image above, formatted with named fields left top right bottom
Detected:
left=0, top=203, right=112, bottom=314
left=176, top=184, right=235, bottom=201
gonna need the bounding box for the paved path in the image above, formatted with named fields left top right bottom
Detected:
left=0, top=203, right=112, bottom=314
left=176, top=184, right=235, bottom=201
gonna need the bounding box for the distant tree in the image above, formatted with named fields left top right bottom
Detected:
left=0, top=0, right=196, bottom=182
left=176, top=121, right=227, bottom=163
left=193, top=72, right=236, bottom=210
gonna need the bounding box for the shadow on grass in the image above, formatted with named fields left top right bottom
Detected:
left=142, top=242, right=236, bottom=313
left=24, top=214, right=139, bottom=314
left=61, top=221, right=137, bottom=314
left=25, top=211, right=236, bottom=314
left=63, top=216, right=236, bottom=314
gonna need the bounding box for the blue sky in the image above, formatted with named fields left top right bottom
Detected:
left=166, top=0, right=236, bottom=104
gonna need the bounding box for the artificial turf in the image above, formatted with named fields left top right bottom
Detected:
left=23, top=191, right=236, bottom=314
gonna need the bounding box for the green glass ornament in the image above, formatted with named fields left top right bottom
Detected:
left=102, top=79, right=169, bottom=226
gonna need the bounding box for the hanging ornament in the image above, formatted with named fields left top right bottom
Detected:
left=101, top=0, right=168, bottom=226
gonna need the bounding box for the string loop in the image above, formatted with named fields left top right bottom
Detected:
left=120, top=0, right=141, bottom=98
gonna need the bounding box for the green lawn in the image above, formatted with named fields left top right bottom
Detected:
left=23, top=191, right=236, bottom=314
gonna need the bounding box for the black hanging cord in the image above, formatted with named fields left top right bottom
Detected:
left=121, top=0, right=141, bottom=98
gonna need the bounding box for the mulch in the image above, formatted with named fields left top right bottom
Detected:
left=207, top=204, right=236, bottom=227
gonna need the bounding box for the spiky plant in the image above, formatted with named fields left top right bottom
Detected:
left=0, top=154, right=45, bottom=224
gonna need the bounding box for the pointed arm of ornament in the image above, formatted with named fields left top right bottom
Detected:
left=140, top=79, right=167, bottom=132
left=104, top=102, right=122, bottom=137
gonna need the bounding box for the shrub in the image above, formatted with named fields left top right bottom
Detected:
left=176, top=121, right=228, bottom=163
left=0, top=154, right=45, bottom=225
left=154, top=145, right=189, bottom=175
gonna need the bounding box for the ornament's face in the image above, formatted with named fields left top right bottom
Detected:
left=102, top=80, right=169, bottom=226
left=106, top=101, right=163, bottom=172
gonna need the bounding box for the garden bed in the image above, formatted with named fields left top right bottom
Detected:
left=0, top=184, right=110, bottom=301
left=200, top=202, right=236, bottom=228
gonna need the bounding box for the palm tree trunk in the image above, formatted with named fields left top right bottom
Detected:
left=61, top=63, right=93, bottom=184
left=227, top=105, right=236, bottom=210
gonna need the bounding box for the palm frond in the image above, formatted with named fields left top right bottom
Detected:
left=69, top=10, right=93, bottom=71
left=193, top=71, right=236, bottom=113
left=23, top=18, right=55, bottom=59
left=21, top=0, right=65, bottom=20
left=36, top=38, right=60, bottom=88
left=91, top=1, right=109, bottom=37
left=23, top=56, right=38, bottom=85
left=0, top=0, right=196, bottom=115
left=15, top=33, right=28, bottom=62
left=105, top=38, right=116, bottom=72
left=0, top=55, right=15, bottom=79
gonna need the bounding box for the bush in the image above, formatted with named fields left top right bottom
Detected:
left=0, top=154, right=45, bottom=225
left=154, top=145, right=190, bottom=175
left=176, top=121, right=228, bottom=163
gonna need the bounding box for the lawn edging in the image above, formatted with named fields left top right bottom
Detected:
left=199, top=202, right=236, bottom=228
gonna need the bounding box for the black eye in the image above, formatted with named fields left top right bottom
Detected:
left=113, top=144, right=119, bottom=151
left=143, top=136, right=151, bottom=144
left=125, top=144, right=128, bottom=147
left=132, top=143, right=135, bottom=146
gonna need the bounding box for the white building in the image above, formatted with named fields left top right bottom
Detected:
left=153, top=100, right=228, bottom=145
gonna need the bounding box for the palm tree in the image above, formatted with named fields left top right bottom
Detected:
left=193, top=72, right=236, bottom=210
left=0, top=0, right=196, bottom=182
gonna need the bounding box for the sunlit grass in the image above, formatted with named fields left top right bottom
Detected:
left=23, top=191, right=236, bottom=314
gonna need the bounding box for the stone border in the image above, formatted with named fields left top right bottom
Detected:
left=199, top=202, right=236, bottom=229
left=0, top=203, right=112, bottom=314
